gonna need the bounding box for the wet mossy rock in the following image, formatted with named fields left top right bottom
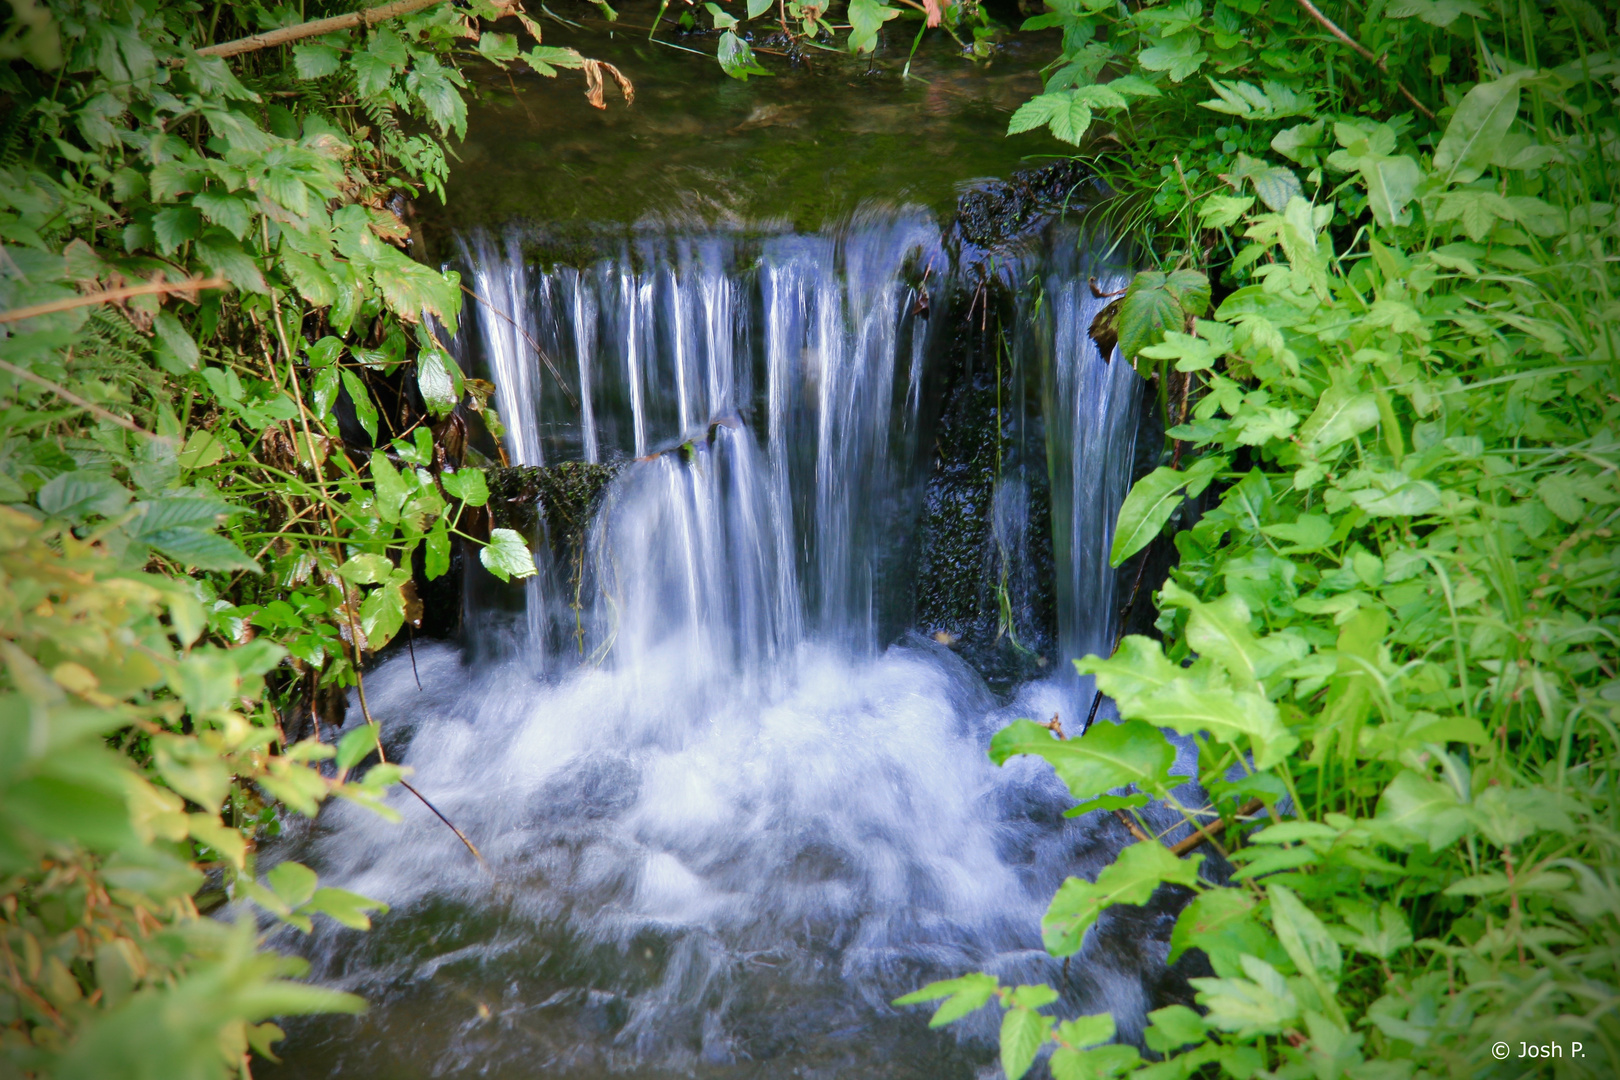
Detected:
left=484, top=462, right=622, bottom=553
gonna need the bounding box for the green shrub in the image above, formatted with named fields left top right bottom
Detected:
left=900, top=3, right=1620, bottom=1078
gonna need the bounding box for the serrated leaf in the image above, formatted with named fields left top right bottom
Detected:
left=1108, top=455, right=1224, bottom=566
left=1001, top=1006, right=1055, bottom=1080
left=1043, top=841, right=1203, bottom=956
left=145, top=527, right=260, bottom=572
left=293, top=43, right=343, bottom=79
left=991, top=718, right=1176, bottom=801
left=37, top=471, right=130, bottom=522
left=894, top=972, right=1000, bottom=1027
left=480, top=527, right=536, bottom=582
left=440, top=468, right=489, bottom=507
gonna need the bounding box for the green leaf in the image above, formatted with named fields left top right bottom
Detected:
left=416, top=348, right=463, bottom=419
left=847, top=0, right=899, bottom=53
left=152, top=206, right=201, bottom=254
left=1433, top=72, right=1529, bottom=186
left=335, top=723, right=380, bottom=771
left=293, top=43, right=343, bottom=79
left=477, top=31, right=520, bottom=63
left=717, top=30, right=771, bottom=79
left=178, top=430, right=228, bottom=469
left=1043, top=842, right=1203, bottom=956
left=990, top=718, right=1176, bottom=801
left=1189, top=955, right=1298, bottom=1038
left=196, top=229, right=267, bottom=293
left=1108, top=455, right=1224, bottom=566
left=341, top=369, right=378, bottom=442
left=337, top=553, right=393, bottom=585
left=425, top=517, right=452, bottom=580
left=440, top=467, right=489, bottom=507
left=154, top=311, right=201, bottom=371
left=1267, top=883, right=1342, bottom=979
left=1049, top=1044, right=1140, bottom=1080
left=1001, top=1005, right=1055, bottom=1080
left=480, top=527, right=536, bottom=582
left=1375, top=770, right=1471, bottom=850
left=1144, top=1005, right=1206, bottom=1054
left=1117, top=269, right=1210, bottom=362
left=37, top=471, right=130, bottom=522
left=267, top=860, right=319, bottom=908
left=145, top=528, right=260, bottom=573
left=894, top=972, right=1000, bottom=1027
left=312, top=366, right=340, bottom=420
left=305, top=886, right=389, bottom=930
left=1056, top=1013, right=1116, bottom=1050
left=370, top=451, right=408, bottom=524
left=129, top=497, right=233, bottom=539
left=1297, top=384, right=1380, bottom=455
left=705, top=2, right=737, bottom=28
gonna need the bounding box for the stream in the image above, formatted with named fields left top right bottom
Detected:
left=265, top=10, right=1190, bottom=1078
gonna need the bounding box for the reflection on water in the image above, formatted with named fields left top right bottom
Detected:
left=416, top=0, right=1065, bottom=239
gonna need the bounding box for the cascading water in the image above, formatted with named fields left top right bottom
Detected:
left=267, top=209, right=1167, bottom=1080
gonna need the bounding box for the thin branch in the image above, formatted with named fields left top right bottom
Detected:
left=0, top=276, right=225, bottom=324
left=0, top=357, right=169, bottom=441
left=458, top=282, right=578, bottom=409
left=197, top=0, right=450, bottom=58
left=1293, top=0, right=1437, bottom=121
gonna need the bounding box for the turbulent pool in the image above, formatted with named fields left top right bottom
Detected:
left=263, top=13, right=1196, bottom=1079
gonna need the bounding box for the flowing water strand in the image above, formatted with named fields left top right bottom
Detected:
left=269, top=211, right=1156, bottom=1080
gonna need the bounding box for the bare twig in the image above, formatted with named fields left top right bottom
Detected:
left=0, top=357, right=169, bottom=441
left=457, top=282, right=578, bottom=409
left=1293, top=0, right=1436, bottom=121
left=0, top=275, right=225, bottom=324
left=197, top=0, right=450, bottom=58
left=1113, top=809, right=1154, bottom=845
left=1168, top=797, right=1266, bottom=856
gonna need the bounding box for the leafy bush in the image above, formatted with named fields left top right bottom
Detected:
left=0, top=0, right=605, bottom=1072
left=900, top=2, right=1620, bottom=1078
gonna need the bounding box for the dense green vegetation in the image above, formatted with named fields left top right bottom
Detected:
left=899, top=2, right=1620, bottom=1078
left=0, top=1, right=571, bottom=1074
left=2, top=0, right=1616, bottom=1077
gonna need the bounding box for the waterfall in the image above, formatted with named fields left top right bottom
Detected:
left=269, top=210, right=1157, bottom=1080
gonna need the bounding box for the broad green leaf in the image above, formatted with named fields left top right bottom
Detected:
left=425, top=517, right=452, bottom=579
left=305, top=887, right=389, bottom=930
left=477, top=31, right=520, bottom=63
left=1109, top=455, right=1224, bottom=566
left=145, top=527, right=259, bottom=573
left=747, top=0, right=773, bottom=15
left=440, top=468, right=489, bottom=507
left=990, top=718, right=1176, bottom=801
left=335, top=723, right=381, bottom=772
left=1375, top=770, right=1471, bottom=850
left=341, top=369, right=379, bottom=442
left=1049, top=1044, right=1140, bottom=1080
left=1159, top=581, right=1265, bottom=686
left=417, top=348, right=463, bottom=419
left=37, top=472, right=130, bottom=522
left=846, top=0, right=899, bottom=54
left=293, top=43, right=342, bottom=79
left=894, top=972, right=1000, bottom=1027
left=1189, top=955, right=1298, bottom=1038
left=481, top=527, right=537, bottom=582
left=129, top=497, right=233, bottom=539
left=1043, top=842, right=1203, bottom=956
left=337, top=553, right=392, bottom=585
left=1358, top=154, right=1424, bottom=227
left=1267, top=884, right=1341, bottom=979
left=1056, top=1013, right=1115, bottom=1049
left=1297, top=384, right=1380, bottom=455
left=370, top=451, right=408, bottom=524
left=267, top=860, right=319, bottom=908
left=1001, top=1005, right=1055, bottom=1080
left=1144, top=1005, right=1207, bottom=1054
left=1118, top=269, right=1210, bottom=362
left=1433, top=72, right=1529, bottom=186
